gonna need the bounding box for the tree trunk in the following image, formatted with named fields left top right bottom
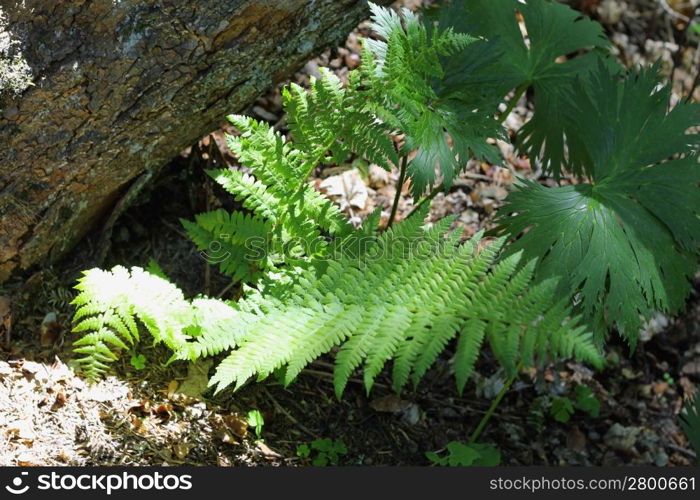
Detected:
left=0, top=0, right=390, bottom=283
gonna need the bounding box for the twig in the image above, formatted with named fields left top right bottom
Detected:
left=666, top=442, right=697, bottom=459
left=159, top=217, right=189, bottom=238
left=262, top=387, right=318, bottom=439
left=301, top=368, right=390, bottom=390
left=215, top=280, right=236, bottom=299
left=659, top=0, right=691, bottom=23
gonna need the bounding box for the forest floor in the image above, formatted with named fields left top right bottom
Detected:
left=1, top=0, right=699, bottom=466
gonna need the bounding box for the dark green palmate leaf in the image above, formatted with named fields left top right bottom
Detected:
left=681, top=394, right=700, bottom=464
left=438, top=0, right=612, bottom=177
left=497, top=64, right=700, bottom=345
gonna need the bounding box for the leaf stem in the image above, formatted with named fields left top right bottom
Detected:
left=469, top=361, right=523, bottom=444
left=387, top=155, right=408, bottom=228
left=498, top=82, right=529, bottom=124
left=406, top=182, right=443, bottom=220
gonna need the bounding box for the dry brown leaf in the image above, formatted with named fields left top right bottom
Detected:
left=130, top=414, right=152, bottom=436
left=369, top=394, right=411, bottom=413
left=177, top=360, right=213, bottom=399
left=255, top=441, right=281, bottom=458
left=652, top=382, right=669, bottom=396
left=319, top=169, right=369, bottom=211
left=40, top=312, right=62, bottom=346
left=16, top=451, right=40, bottom=466
left=166, top=380, right=179, bottom=399
left=221, top=414, right=249, bottom=438
left=128, top=400, right=151, bottom=415
left=679, top=377, right=697, bottom=398
left=172, top=442, right=194, bottom=460
left=154, top=403, right=173, bottom=422
left=567, top=425, right=587, bottom=452
left=6, top=420, right=35, bottom=441
left=214, top=426, right=239, bottom=445
left=50, top=389, right=68, bottom=411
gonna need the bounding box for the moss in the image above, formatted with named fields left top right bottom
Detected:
left=1, top=9, right=33, bottom=107
left=0, top=56, right=32, bottom=97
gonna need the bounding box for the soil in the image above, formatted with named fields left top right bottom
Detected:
left=0, top=0, right=699, bottom=467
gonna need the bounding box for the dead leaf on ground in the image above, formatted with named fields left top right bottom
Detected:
left=166, top=380, right=179, bottom=399
left=567, top=425, right=587, bottom=452
left=221, top=414, right=249, bottom=438
left=210, top=414, right=239, bottom=445
left=682, top=359, right=700, bottom=376
left=255, top=441, right=281, bottom=458
left=40, top=312, right=62, bottom=346
left=154, top=403, right=173, bottom=422
left=172, top=442, right=195, bottom=460
left=50, top=389, right=68, bottom=411
left=176, top=360, right=213, bottom=399
left=679, top=377, right=697, bottom=398
left=130, top=414, right=154, bottom=436
left=6, top=420, right=35, bottom=442
left=319, top=169, right=369, bottom=211
left=367, top=164, right=390, bottom=188
left=369, top=394, right=411, bottom=413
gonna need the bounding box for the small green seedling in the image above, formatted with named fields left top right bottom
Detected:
left=130, top=354, right=147, bottom=370
left=426, top=441, right=500, bottom=466
left=574, top=384, right=600, bottom=418
left=550, top=397, right=575, bottom=423
left=246, top=409, right=264, bottom=438
left=297, top=438, right=347, bottom=466
left=550, top=385, right=600, bottom=422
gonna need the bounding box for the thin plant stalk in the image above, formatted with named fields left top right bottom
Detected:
left=469, top=361, right=523, bottom=443
left=387, top=155, right=408, bottom=228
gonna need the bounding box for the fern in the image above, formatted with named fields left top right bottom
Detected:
left=174, top=213, right=602, bottom=398
left=362, top=3, right=503, bottom=197
left=497, top=64, right=700, bottom=344
left=181, top=209, right=272, bottom=283
left=71, top=3, right=700, bottom=422
left=283, top=68, right=398, bottom=172
left=182, top=115, right=355, bottom=282
left=71, top=266, right=200, bottom=378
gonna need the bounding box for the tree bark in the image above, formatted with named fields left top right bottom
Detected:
left=0, top=0, right=391, bottom=283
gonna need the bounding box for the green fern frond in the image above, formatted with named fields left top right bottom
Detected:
left=208, top=169, right=280, bottom=221
left=283, top=68, right=398, bottom=171
left=364, top=2, right=502, bottom=197
left=198, top=216, right=602, bottom=397
left=181, top=209, right=271, bottom=283
left=71, top=266, right=199, bottom=379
